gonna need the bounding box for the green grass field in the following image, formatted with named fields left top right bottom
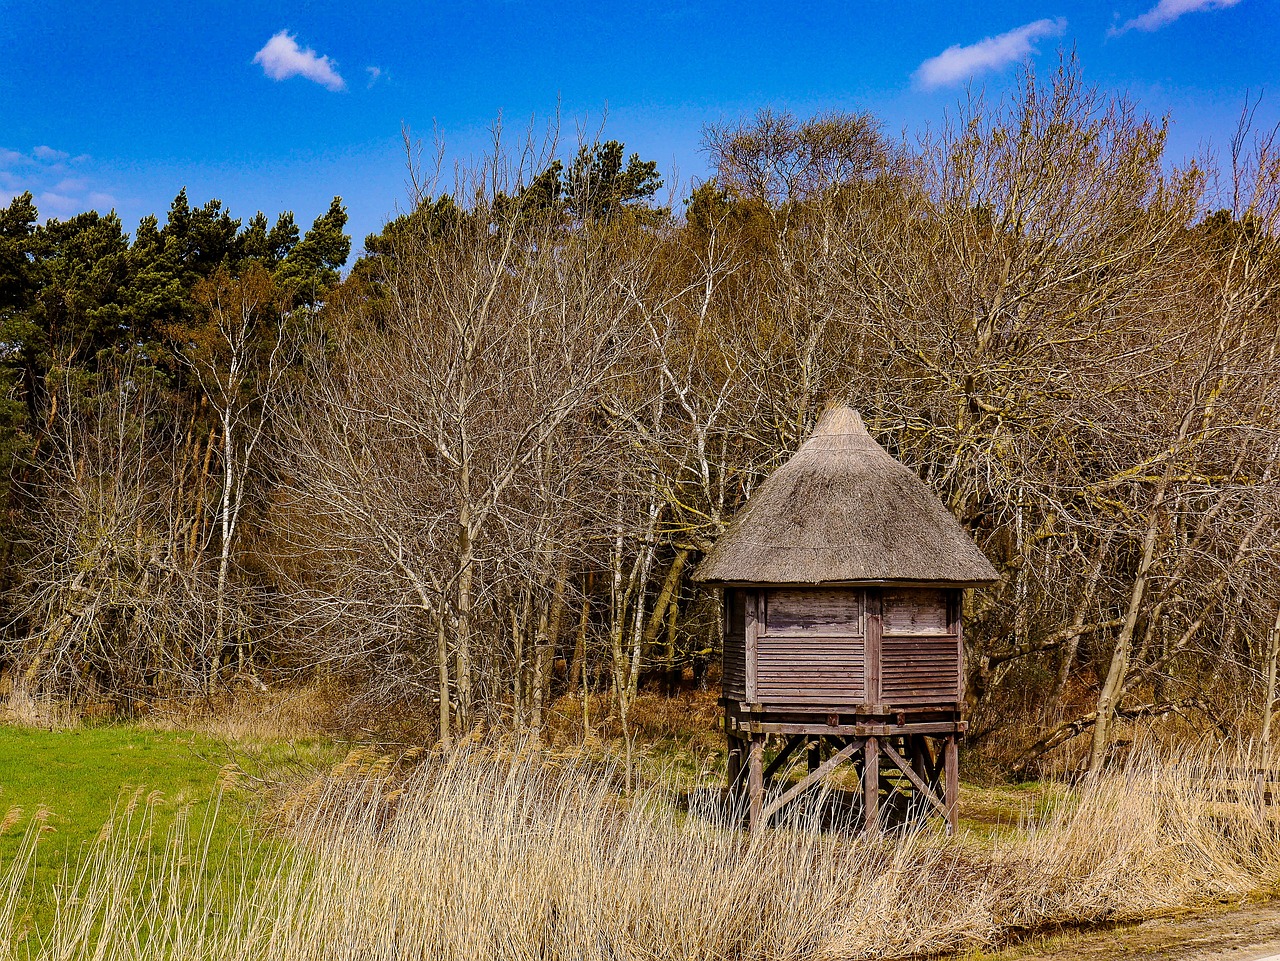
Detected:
left=0, top=726, right=227, bottom=844
left=0, top=723, right=340, bottom=941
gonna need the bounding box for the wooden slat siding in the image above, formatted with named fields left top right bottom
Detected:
left=722, top=589, right=747, bottom=700
left=745, top=591, right=760, bottom=702
left=952, top=589, right=965, bottom=702
left=743, top=588, right=867, bottom=706
left=764, top=589, right=863, bottom=636
left=879, top=588, right=958, bottom=706
left=756, top=633, right=865, bottom=702
left=881, top=633, right=959, bottom=702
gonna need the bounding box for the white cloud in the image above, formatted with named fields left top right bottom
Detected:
left=36, top=191, right=78, bottom=217
left=365, top=66, right=382, bottom=88
left=32, top=145, right=70, bottom=162
left=2, top=147, right=115, bottom=220
left=253, top=30, right=345, bottom=91
left=913, top=18, right=1067, bottom=90
left=1112, top=0, right=1241, bottom=34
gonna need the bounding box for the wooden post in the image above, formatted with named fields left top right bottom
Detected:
left=865, top=590, right=882, bottom=706
left=726, top=731, right=742, bottom=793
left=748, top=735, right=765, bottom=831
left=863, top=735, right=880, bottom=832
left=910, top=734, right=931, bottom=790
left=807, top=736, right=820, bottom=773
left=944, top=733, right=959, bottom=834
left=745, top=592, right=760, bottom=703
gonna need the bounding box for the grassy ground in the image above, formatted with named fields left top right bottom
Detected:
left=545, top=690, right=1065, bottom=840
left=0, top=725, right=233, bottom=937
left=0, top=692, right=1272, bottom=959
left=0, top=718, right=342, bottom=942
left=0, top=725, right=225, bottom=844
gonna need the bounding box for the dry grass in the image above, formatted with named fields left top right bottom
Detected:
left=0, top=688, right=81, bottom=729
left=1, top=741, right=1278, bottom=960
left=139, top=683, right=354, bottom=742
left=0, top=679, right=349, bottom=742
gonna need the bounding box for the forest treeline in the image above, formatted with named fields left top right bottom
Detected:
left=1, top=63, right=1278, bottom=770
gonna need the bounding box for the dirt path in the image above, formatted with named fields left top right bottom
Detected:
left=970, top=901, right=1280, bottom=960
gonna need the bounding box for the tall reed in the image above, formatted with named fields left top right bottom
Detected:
left=2, top=741, right=1277, bottom=960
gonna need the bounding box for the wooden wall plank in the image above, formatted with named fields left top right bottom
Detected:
left=883, top=588, right=952, bottom=636
left=729, top=586, right=966, bottom=710
left=722, top=588, right=747, bottom=700
left=756, top=631, right=864, bottom=702
left=763, top=588, right=863, bottom=636
left=880, top=627, right=960, bottom=704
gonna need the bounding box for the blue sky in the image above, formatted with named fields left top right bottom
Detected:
left=2, top=1, right=1276, bottom=254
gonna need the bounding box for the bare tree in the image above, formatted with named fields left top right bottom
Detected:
left=8, top=366, right=217, bottom=703
left=274, top=128, right=644, bottom=742
left=181, top=263, right=289, bottom=687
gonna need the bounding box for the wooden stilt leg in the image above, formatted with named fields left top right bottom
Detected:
left=726, top=732, right=742, bottom=796
left=762, top=734, right=805, bottom=782
left=807, top=736, right=820, bottom=774
left=910, top=735, right=931, bottom=787
left=910, top=735, right=931, bottom=823
left=748, top=735, right=765, bottom=832
left=863, top=735, right=880, bottom=833
left=944, top=733, right=959, bottom=835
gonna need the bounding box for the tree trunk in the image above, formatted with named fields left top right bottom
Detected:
left=213, top=405, right=236, bottom=693
left=640, top=548, right=691, bottom=656
left=1052, top=543, right=1109, bottom=712
left=437, top=610, right=451, bottom=748
left=455, top=515, right=475, bottom=729
left=569, top=573, right=592, bottom=692
left=1261, top=604, right=1280, bottom=744
left=531, top=559, right=568, bottom=746
left=1089, top=507, right=1164, bottom=773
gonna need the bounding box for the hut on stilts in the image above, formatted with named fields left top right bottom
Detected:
left=694, top=405, right=998, bottom=832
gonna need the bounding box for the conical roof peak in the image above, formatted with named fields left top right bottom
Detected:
left=694, top=405, right=998, bottom=586
left=794, top=405, right=877, bottom=453
left=811, top=404, right=868, bottom=437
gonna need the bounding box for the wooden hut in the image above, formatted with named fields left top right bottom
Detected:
left=694, top=406, right=998, bottom=831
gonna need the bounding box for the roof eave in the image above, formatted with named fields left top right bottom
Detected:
left=693, top=576, right=1000, bottom=589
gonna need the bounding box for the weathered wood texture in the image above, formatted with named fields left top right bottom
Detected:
left=732, top=586, right=962, bottom=706
left=881, top=588, right=960, bottom=706
left=722, top=586, right=963, bottom=708
left=865, top=590, right=882, bottom=704
left=758, top=588, right=866, bottom=704
left=722, top=588, right=747, bottom=700
left=748, top=735, right=765, bottom=830
left=757, top=634, right=866, bottom=702
left=764, top=588, right=863, bottom=634
left=863, top=734, right=880, bottom=831
left=945, top=733, right=959, bottom=833
left=729, top=714, right=962, bottom=833
left=882, top=588, right=950, bottom=634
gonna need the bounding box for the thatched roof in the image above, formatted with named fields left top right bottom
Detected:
left=694, top=406, right=999, bottom=586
